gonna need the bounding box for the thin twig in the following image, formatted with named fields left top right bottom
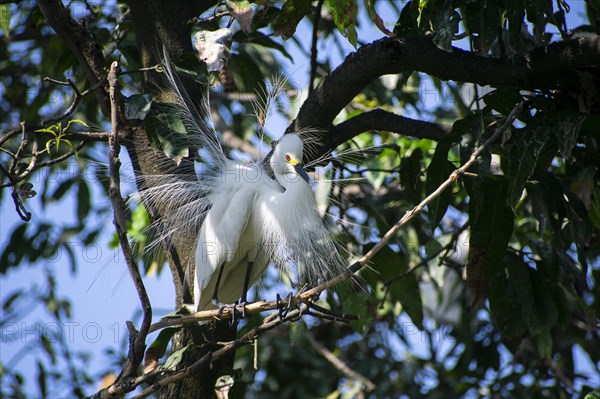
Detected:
left=106, top=60, right=153, bottom=385
left=299, top=101, right=525, bottom=300
left=306, top=331, right=376, bottom=392
left=41, top=78, right=83, bottom=125
left=0, top=141, right=87, bottom=189
left=63, top=131, right=111, bottom=142
left=35, top=141, right=85, bottom=168
left=384, top=222, right=470, bottom=285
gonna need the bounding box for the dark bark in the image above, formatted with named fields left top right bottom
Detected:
left=331, top=109, right=450, bottom=146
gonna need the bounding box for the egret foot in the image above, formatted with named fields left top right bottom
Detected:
left=276, top=292, right=294, bottom=320
left=212, top=299, right=252, bottom=325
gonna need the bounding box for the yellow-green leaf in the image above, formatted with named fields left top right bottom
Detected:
left=0, top=5, right=10, bottom=36
left=66, top=119, right=90, bottom=129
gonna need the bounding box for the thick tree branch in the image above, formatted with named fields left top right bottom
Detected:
left=331, top=109, right=450, bottom=146
left=292, top=35, right=599, bottom=158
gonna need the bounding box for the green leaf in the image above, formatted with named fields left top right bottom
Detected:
left=35, top=128, right=57, bottom=135
left=505, top=0, right=525, bottom=44
left=77, top=180, right=91, bottom=222
left=0, top=224, right=28, bottom=273
left=506, top=127, right=548, bottom=209
left=236, top=31, right=293, bottom=61
left=457, top=114, right=488, bottom=178
left=173, top=51, right=209, bottom=83
left=467, top=177, right=515, bottom=308
left=509, top=256, right=534, bottom=318
left=227, top=46, right=267, bottom=94
left=394, top=1, right=419, bottom=35
left=50, top=178, right=76, bottom=202
left=2, top=290, right=24, bottom=311
left=36, top=361, right=47, bottom=398
left=369, top=245, right=423, bottom=329
left=41, top=335, right=57, bottom=365
left=399, top=148, right=424, bottom=204
left=550, top=110, right=585, bottom=158
left=339, top=286, right=373, bottom=333
left=482, top=88, right=523, bottom=115
left=367, top=0, right=392, bottom=36
left=464, top=0, right=501, bottom=51
left=273, top=0, right=312, bottom=39
left=584, top=389, right=600, bottom=399
left=125, top=94, right=152, bottom=120
left=164, top=344, right=191, bottom=371
left=425, top=141, right=454, bottom=232
left=535, top=329, right=553, bottom=358
left=0, top=5, right=10, bottom=36
left=432, top=7, right=460, bottom=52
left=469, top=177, right=515, bottom=251
left=145, top=327, right=179, bottom=373
left=65, top=119, right=89, bottom=129
left=425, top=127, right=462, bottom=232
left=146, top=102, right=190, bottom=160
left=325, top=0, right=359, bottom=47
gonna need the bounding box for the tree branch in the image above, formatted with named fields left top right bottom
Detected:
left=292, top=35, right=599, bottom=157
left=132, top=303, right=310, bottom=399
left=331, top=109, right=450, bottom=146
left=299, top=101, right=525, bottom=300
left=99, top=62, right=153, bottom=396
left=306, top=331, right=375, bottom=392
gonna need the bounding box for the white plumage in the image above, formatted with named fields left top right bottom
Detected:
left=194, top=134, right=333, bottom=311
left=138, top=59, right=345, bottom=312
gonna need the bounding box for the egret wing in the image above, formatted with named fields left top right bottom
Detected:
left=194, top=174, right=258, bottom=310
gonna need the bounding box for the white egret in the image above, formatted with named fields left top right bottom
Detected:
left=137, top=59, right=346, bottom=314
left=194, top=133, right=314, bottom=311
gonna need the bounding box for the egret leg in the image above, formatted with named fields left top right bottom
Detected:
left=211, top=261, right=227, bottom=306
left=231, top=261, right=253, bottom=319
left=210, top=261, right=245, bottom=324
left=241, top=262, right=253, bottom=303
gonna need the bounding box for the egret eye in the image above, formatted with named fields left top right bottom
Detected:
left=285, top=154, right=291, bottom=162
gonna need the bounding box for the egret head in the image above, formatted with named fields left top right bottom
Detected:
left=271, top=134, right=310, bottom=185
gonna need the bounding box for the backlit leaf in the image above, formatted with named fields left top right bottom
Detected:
left=273, top=0, right=312, bottom=39
left=325, top=0, right=358, bottom=47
